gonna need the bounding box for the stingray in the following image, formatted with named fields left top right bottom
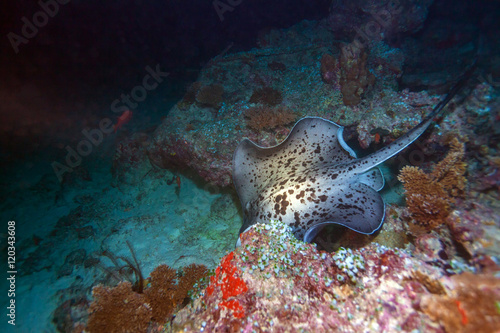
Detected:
left=233, top=66, right=474, bottom=245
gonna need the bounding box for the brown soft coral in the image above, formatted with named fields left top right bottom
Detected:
left=144, top=264, right=178, bottom=322
left=419, top=272, right=500, bottom=333
left=339, top=42, right=375, bottom=106
left=145, top=263, right=208, bottom=322
left=87, top=264, right=208, bottom=331
left=431, top=138, right=467, bottom=198
left=398, top=138, right=467, bottom=229
left=195, top=84, right=224, bottom=109
left=177, top=264, right=209, bottom=297
left=320, top=53, right=340, bottom=85
left=244, top=105, right=297, bottom=131
left=86, top=282, right=152, bottom=333
left=249, top=87, right=283, bottom=106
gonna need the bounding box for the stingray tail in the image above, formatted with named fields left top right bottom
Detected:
left=353, top=60, right=477, bottom=174
left=422, top=58, right=477, bottom=123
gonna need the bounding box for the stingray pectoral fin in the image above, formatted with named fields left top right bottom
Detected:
left=232, top=117, right=358, bottom=209
left=304, top=222, right=336, bottom=243
left=303, top=182, right=385, bottom=242
left=357, top=168, right=385, bottom=192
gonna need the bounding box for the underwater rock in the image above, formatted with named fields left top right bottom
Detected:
left=111, top=132, right=152, bottom=186
left=244, top=105, right=297, bottom=131
left=248, top=87, right=283, bottom=106
left=52, top=297, right=89, bottom=333
left=57, top=249, right=87, bottom=278
left=148, top=22, right=439, bottom=187
left=326, top=0, right=434, bottom=40
left=464, top=83, right=494, bottom=116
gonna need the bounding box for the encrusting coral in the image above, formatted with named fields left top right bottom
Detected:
left=249, top=86, right=283, bottom=106
left=206, top=251, right=248, bottom=319
left=419, top=272, right=500, bottom=333
left=339, top=42, right=375, bottom=106
left=320, top=53, right=340, bottom=85
left=244, top=105, right=297, bottom=131
left=86, top=263, right=208, bottom=332
left=398, top=137, right=467, bottom=229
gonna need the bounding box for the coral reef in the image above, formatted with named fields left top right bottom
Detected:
left=172, top=220, right=500, bottom=332
left=144, top=264, right=178, bottom=322
left=398, top=138, right=467, bottom=228
left=146, top=263, right=208, bottom=322
left=339, top=43, right=375, bottom=105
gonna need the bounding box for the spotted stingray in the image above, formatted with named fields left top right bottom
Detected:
left=233, top=68, right=473, bottom=244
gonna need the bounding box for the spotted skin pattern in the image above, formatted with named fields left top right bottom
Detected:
left=232, top=67, right=473, bottom=243
left=233, top=118, right=385, bottom=242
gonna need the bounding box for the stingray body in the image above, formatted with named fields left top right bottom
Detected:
left=233, top=68, right=473, bottom=244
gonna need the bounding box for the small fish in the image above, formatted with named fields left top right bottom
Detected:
left=114, top=110, right=133, bottom=132
left=176, top=176, right=181, bottom=189
left=233, top=64, right=475, bottom=245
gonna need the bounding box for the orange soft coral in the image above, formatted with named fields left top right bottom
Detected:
left=398, top=138, right=467, bottom=229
